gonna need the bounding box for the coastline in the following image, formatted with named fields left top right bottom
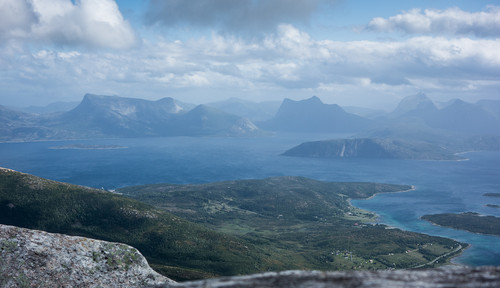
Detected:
left=347, top=185, right=469, bottom=266
left=364, top=185, right=416, bottom=201
left=418, top=219, right=472, bottom=266
left=347, top=185, right=416, bottom=223
left=449, top=243, right=471, bottom=266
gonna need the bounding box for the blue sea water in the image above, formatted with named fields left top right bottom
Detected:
left=1, top=134, right=500, bottom=266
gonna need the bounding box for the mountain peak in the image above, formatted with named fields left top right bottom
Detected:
left=262, top=96, right=368, bottom=133
left=283, top=96, right=325, bottom=106
left=391, top=93, right=438, bottom=118
left=82, top=93, right=118, bottom=102
left=190, top=104, right=216, bottom=113
left=448, top=99, right=467, bottom=106
left=156, top=97, right=186, bottom=113
left=83, top=93, right=102, bottom=99
left=305, top=95, right=323, bottom=104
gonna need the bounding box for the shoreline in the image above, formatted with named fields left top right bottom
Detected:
left=347, top=185, right=417, bottom=223
left=364, top=185, right=416, bottom=201
left=347, top=185, right=470, bottom=266
left=449, top=242, right=472, bottom=266
left=418, top=219, right=473, bottom=266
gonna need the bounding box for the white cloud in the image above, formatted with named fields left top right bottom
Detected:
left=0, top=0, right=136, bottom=49
left=1, top=23, right=499, bottom=107
left=367, top=6, right=500, bottom=37
left=0, top=0, right=36, bottom=39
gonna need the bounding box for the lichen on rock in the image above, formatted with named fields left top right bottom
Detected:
left=0, top=224, right=173, bottom=288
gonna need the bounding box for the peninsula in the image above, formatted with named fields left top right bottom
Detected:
left=120, top=177, right=466, bottom=271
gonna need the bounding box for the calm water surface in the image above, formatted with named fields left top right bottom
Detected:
left=1, top=134, right=499, bottom=266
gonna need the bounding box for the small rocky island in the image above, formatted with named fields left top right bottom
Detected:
left=49, top=144, right=127, bottom=150
left=484, top=193, right=500, bottom=198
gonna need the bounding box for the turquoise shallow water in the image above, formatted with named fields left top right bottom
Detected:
left=1, top=134, right=499, bottom=265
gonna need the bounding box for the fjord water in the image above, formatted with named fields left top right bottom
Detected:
left=1, top=134, right=500, bottom=266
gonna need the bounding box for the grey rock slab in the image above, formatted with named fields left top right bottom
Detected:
left=0, top=224, right=173, bottom=288
left=163, top=267, right=500, bottom=288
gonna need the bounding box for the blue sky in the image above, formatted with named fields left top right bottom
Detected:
left=1, top=0, right=499, bottom=110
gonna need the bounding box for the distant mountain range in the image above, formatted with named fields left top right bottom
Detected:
left=58, top=94, right=259, bottom=137
left=279, top=93, right=500, bottom=159
left=2, top=93, right=500, bottom=143
left=383, top=93, right=500, bottom=136
left=258, top=94, right=500, bottom=136
left=0, top=94, right=260, bottom=141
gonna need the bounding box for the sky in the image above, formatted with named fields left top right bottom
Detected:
left=1, top=0, right=499, bottom=110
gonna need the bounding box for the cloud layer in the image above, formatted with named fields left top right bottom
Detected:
left=145, top=0, right=324, bottom=34
left=0, top=1, right=498, bottom=108
left=3, top=22, right=499, bottom=107
left=367, top=6, right=500, bottom=37
left=0, top=0, right=136, bottom=49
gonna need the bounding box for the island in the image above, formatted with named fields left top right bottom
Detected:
left=484, top=193, right=500, bottom=198
left=282, top=138, right=464, bottom=160
left=422, top=212, right=500, bottom=236
left=49, top=144, right=127, bottom=150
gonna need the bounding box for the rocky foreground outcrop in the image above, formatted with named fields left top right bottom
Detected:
left=1, top=224, right=500, bottom=288
left=164, top=267, right=500, bottom=288
left=0, top=224, right=172, bottom=287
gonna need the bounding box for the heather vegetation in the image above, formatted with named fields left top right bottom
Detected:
left=0, top=169, right=283, bottom=280
left=0, top=168, right=467, bottom=281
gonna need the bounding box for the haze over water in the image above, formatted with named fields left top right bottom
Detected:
left=1, top=133, right=499, bottom=266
